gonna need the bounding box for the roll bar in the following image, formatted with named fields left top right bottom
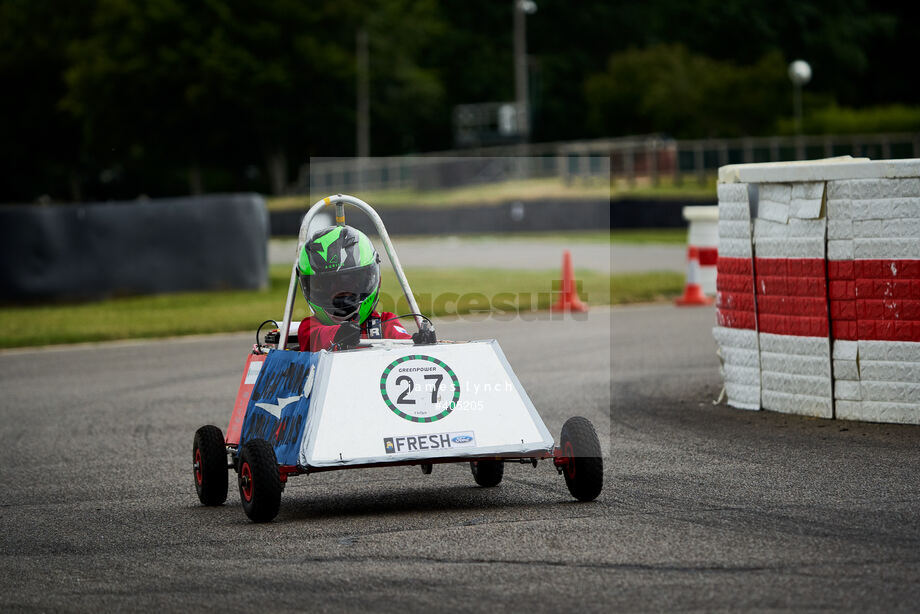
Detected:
left=277, top=194, right=432, bottom=350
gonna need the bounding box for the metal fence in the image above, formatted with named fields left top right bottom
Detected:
left=292, top=132, right=920, bottom=195
left=672, top=132, right=920, bottom=184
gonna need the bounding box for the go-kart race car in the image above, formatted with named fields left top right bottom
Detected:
left=193, top=194, right=603, bottom=522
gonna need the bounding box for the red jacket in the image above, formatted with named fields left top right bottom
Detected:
left=298, top=311, right=412, bottom=352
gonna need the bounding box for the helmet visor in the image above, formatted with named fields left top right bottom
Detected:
left=300, top=263, right=380, bottom=321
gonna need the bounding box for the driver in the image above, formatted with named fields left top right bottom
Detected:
left=296, top=224, right=413, bottom=351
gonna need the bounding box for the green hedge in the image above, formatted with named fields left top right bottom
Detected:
left=776, top=104, right=920, bottom=135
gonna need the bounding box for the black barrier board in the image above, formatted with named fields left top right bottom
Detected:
left=0, top=194, right=268, bottom=301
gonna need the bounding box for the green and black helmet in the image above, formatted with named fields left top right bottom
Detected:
left=297, top=225, right=380, bottom=324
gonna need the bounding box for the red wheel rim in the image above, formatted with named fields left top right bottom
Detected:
left=194, top=448, right=202, bottom=486
left=240, top=462, right=253, bottom=502
left=563, top=441, right=576, bottom=479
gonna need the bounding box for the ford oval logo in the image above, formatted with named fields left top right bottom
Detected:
left=452, top=435, right=472, bottom=444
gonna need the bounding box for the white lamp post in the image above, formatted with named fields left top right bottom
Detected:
left=513, top=0, right=537, bottom=141
left=788, top=60, right=812, bottom=137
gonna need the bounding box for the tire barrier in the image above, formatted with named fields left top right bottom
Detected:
left=713, top=157, right=920, bottom=424
left=682, top=205, right=719, bottom=295
left=0, top=193, right=269, bottom=301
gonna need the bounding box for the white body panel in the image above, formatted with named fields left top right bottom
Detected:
left=299, top=340, right=554, bottom=467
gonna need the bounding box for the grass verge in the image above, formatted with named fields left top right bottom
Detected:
left=267, top=175, right=716, bottom=211
left=0, top=266, right=683, bottom=349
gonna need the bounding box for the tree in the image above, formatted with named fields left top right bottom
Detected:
left=0, top=0, right=94, bottom=202
left=61, top=0, right=447, bottom=197
left=585, top=44, right=792, bottom=138
left=359, top=0, right=446, bottom=154
left=1, top=0, right=916, bottom=203
left=612, top=0, right=899, bottom=107
left=63, top=0, right=362, bottom=198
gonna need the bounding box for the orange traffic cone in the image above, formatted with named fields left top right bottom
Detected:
left=675, top=245, right=714, bottom=306
left=551, top=250, right=588, bottom=313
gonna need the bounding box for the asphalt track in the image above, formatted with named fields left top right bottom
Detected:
left=2, top=305, right=919, bottom=612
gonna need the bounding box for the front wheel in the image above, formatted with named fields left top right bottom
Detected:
left=193, top=425, right=228, bottom=506
left=559, top=417, right=603, bottom=502
left=238, top=439, right=282, bottom=523
left=470, top=459, right=504, bottom=487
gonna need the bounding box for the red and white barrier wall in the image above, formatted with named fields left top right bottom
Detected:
left=713, top=158, right=920, bottom=424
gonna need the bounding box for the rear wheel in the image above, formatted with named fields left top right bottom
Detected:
left=559, top=417, right=603, bottom=502
left=470, top=460, right=504, bottom=487
left=238, top=439, right=282, bottom=523
left=193, top=425, right=228, bottom=506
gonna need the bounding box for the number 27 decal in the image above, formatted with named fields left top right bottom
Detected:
left=395, top=374, right=443, bottom=404
left=380, top=355, right=460, bottom=423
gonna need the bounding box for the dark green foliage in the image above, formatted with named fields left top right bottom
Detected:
left=585, top=45, right=790, bottom=138
left=776, top=104, right=920, bottom=135
left=0, top=0, right=94, bottom=202
left=0, top=1, right=915, bottom=203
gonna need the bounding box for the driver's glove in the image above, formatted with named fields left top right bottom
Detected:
left=412, top=328, right=437, bottom=345
left=333, top=321, right=361, bottom=349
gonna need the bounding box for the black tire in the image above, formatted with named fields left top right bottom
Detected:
left=193, top=425, right=228, bottom=506
left=559, top=417, right=603, bottom=502
left=238, top=438, right=282, bottom=523
left=470, top=459, right=504, bottom=487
